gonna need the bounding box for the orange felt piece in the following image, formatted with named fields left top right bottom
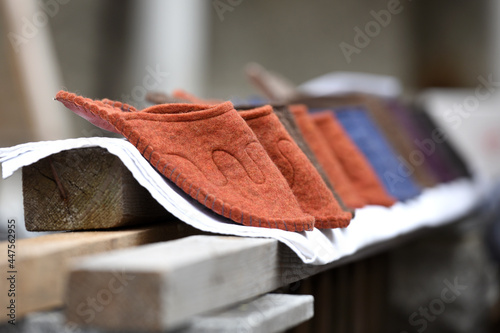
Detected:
left=239, top=106, right=352, bottom=228
left=312, top=111, right=396, bottom=207
left=56, top=91, right=314, bottom=232
left=172, top=89, right=222, bottom=105
left=289, top=104, right=366, bottom=209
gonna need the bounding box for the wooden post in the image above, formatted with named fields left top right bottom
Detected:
left=22, top=147, right=171, bottom=231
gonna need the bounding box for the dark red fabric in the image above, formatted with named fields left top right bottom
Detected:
left=56, top=91, right=314, bottom=231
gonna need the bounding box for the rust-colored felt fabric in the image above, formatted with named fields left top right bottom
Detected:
left=56, top=91, right=314, bottom=231
left=238, top=106, right=352, bottom=228
left=289, top=104, right=366, bottom=209
left=272, top=106, right=351, bottom=213
left=172, top=89, right=222, bottom=105
left=312, top=111, right=396, bottom=207
left=293, top=94, right=438, bottom=188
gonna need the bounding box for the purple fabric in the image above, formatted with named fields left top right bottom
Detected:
left=387, top=100, right=470, bottom=182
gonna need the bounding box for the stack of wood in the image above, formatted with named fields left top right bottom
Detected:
left=1, top=147, right=317, bottom=332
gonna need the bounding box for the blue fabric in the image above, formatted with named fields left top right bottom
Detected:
left=331, top=106, right=421, bottom=201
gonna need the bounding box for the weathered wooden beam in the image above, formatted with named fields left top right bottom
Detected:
left=64, top=215, right=475, bottom=332
left=178, top=294, right=314, bottom=333
left=2, top=294, right=313, bottom=333
left=0, top=222, right=200, bottom=323
left=66, top=236, right=281, bottom=331
left=22, top=147, right=171, bottom=231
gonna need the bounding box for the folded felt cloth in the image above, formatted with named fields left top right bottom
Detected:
left=150, top=90, right=353, bottom=225
left=312, top=111, right=396, bottom=207
left=334, top=106, right=421, bottom=201
left=56, top=91, right=314, bottom=231
left=238, top=105, right=352, bottom=228
left=295, top=94, right=438, bottom=188
left=271, top=105, right=351, bottom=213
left=289, top=104, right=367, bottom=209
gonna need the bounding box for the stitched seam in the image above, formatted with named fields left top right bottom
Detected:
left=170, top=167, right=177, bottom=179
left=142, top=144, right=150, bottom=156
left=161, top=163, right=170, bottom=175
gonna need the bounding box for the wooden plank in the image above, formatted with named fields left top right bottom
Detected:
left=314, top=270, right=334, bottom=332
left=22, top=147, right=171, bottom=231
left=292, top=276, right=314, bottom=333
left=64, top=214, right=477, bottom=331
left=65, top=236, right=280, bottom=331
left=1, top=294, right=313, bottom=333
left=335, top=265, right=350, bottom=333
left=177, top=294, right=314, bottom=333
left=0, top=222, right=199, bottom=323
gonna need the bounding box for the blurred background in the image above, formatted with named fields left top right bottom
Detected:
left=1, top=1, right=500, bottom=332
left=3, top=0, right=498, bottom=234
left=0, top=0, right=497, bottom=145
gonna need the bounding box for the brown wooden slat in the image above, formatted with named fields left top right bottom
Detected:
left=22, top=147, right=171, bottom=231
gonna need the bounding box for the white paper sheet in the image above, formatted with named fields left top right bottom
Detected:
left=0, top=137, right=480, bottom=265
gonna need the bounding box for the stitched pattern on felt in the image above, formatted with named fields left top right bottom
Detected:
left=276, top=139, right=297, bottom=188
left=56, top=91, right=316, bottom=232
left=212, top=147, right=265, bottom=186
left=242, top=142, right=267, bottom=184
left=238, top=105, right=352, bottom=228
left=163, top=152, right=227, bottom=186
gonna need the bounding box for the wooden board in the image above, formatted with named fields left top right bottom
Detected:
left=22, top=147, right=171, bottom=231
left=66, top=236, right=280, bottom=331
left=0, top=222, right=200, bottom=323
left=179, top=294, right=314, bottom=333
left=64, top=215, right=475, bottom=332
left=1, top=294, right=313, bottom=333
